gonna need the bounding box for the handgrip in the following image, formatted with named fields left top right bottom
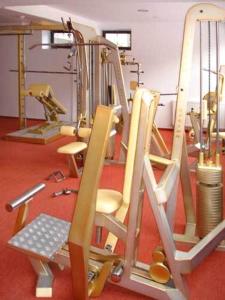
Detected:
left=5, top=183, right=46, bottom=212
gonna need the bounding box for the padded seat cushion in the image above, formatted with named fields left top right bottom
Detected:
left=57, top=142, right=87, bottom=154
left=211, top=132, right=225, bottom=139
left=96, top=189, right=123, bottom=214
left=78, top=127, right=92, bottom=138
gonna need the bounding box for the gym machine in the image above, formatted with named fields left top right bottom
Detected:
left=187, top=66, right=225, bottom=161
left=67, top=4, right=225, bottom=299
left=6, top=3, right=225, bottom=300
left=5, top=87, right=225, bottom=300
left=0, top=22, right=64, bottom=128
left=1, top=21, right=94, bottom=144
left=91, top=35, right=129, bottom=160
left=175, top=8, right=225, bottom=245
left=24, top=83, right=67, bottom=134
left=6, top=104, right=118, bottom=297
left=6, top=89, right=151, bottom=298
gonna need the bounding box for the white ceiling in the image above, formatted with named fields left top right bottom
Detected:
left=0, top=0, right=225, bottom=25
left=52, top=0, right=225, bottom=23
left=0, top=8, right=46, bottom=25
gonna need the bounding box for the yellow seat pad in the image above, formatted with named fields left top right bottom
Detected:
left=211, top=132, right=225, bottom=139
left=78, top=127, right=92, bottom=138
left=96, top=189, right=123, bottom=214
left=57, top=142, right=87, bottom=154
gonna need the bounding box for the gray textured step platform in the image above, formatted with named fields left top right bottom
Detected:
left=8, top=213, right=70, bottom=259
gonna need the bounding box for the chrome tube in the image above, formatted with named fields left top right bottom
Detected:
left=6, top=183, right=46, bottom=212
left=199, top=21, right=203, bottom=151
left=216, top=21, right=220, bottom=154
left=208, top=21, right=212, bottom=158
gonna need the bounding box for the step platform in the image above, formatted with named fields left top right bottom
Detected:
left=4, top=123, right=63, bottom=144
left=8, top=213, right=70, bottom=259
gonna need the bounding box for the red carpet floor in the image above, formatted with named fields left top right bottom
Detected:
left=0, top=117, right=225, bottom=300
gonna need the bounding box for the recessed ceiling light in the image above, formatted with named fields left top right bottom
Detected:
left=137, top=9, right=149, bottom=13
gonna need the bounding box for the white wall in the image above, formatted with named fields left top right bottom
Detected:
left=102, top=20, right=183, bottom=128
left=0, top=32, right=75, bottom=122
left=102, top=20, right=225, bottom=128
left=0, top=35, right=18, bottom=117
left=133, top=20, right=182, bottom=128
left=1, top=10, right=225, bottom=128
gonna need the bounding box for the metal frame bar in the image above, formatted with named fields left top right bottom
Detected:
left=170, top=3, right=225, bottom=231
left=68, top=105, right=115, bottom=299
left=94, top=36, right=130, bottom=161
left=18, top=34, right=26, bottom=128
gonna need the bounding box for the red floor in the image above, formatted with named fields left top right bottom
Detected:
left=0, top=117, right=225, bottom=300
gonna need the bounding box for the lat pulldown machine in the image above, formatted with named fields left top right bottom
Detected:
left=175, top=5, right=225, bottom=245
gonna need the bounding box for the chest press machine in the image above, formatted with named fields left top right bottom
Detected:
left=6, top=104, right=118, bottom=297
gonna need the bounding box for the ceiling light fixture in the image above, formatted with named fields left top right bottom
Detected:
left=137, top=9, right=149, bottom=13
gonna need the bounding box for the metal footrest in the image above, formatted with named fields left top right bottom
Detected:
left=8, top=213, right=70, bottom=259
left=36, top=275, right=53, bottom=297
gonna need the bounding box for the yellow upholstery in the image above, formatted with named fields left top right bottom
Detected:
left=57, top=142, right=87, bottom=155
left=94, top=91, right=146, bottom=251
left=57, top=125, right=89, bottom=178
left=130, top=80, right=138, bottom=91
left=26, top=84, right=67, bottom=115
left=96, top=189, right=123, bottom=214
left=60, top=126, right=76, bottom=136
left=211, top=132, right=225, bottom=139
left=78, top=127, right=92, bottom=138
left=27, top=84, right=51, bottom=97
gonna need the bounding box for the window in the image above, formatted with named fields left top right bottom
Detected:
left=102, top=30, right=131, bottom=50
left=42, top=30, right=51, bottom=49
left=50, top=31, right=74, bottom=48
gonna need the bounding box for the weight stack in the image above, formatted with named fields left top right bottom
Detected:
left=196, top=164, right=223, bottom=238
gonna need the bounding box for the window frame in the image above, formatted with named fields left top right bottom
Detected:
left=50, top=30, right=74, bottom=48
left=102, top=30, right=132, bottom=50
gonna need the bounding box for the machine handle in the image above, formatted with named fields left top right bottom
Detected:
left=5, top=183, right=46, bottom=212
